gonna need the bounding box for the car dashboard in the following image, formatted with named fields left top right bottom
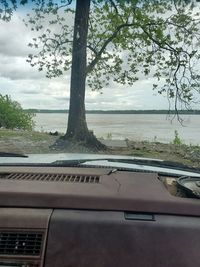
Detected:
left=0, top=166, right=199, bottom=267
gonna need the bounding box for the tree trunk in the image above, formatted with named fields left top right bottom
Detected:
left=66, top=0, right=90, bottom=140
left=65, top=0, right=105, bottom=150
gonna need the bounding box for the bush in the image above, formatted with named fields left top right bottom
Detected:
left=172, top=130, right=182, bottom=145
left=0, top=94, right=35, bottom=130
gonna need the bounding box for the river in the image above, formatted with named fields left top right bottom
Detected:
left=34, top=113, right=200, bottom=145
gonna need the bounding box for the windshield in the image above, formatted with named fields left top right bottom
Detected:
left=0, top=0, right=200, bottom=168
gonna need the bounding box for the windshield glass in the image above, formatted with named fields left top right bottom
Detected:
left=0, top=0, right=200, bottom=168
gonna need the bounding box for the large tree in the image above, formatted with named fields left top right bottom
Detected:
left=1, top=0, right=200, bottom=149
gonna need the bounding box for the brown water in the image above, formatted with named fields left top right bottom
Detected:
left=34, top=113, right=200, bottom=145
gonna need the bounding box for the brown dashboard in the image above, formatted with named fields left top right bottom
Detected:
left=0, top=166, right=199, bottom=267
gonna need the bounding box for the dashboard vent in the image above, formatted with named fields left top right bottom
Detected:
left=0, top=232, right=43, bottom=256
left=0, top=173, right=100, bottom=183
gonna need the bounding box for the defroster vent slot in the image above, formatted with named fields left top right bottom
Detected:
left=0, top=232, right=43, bottom=256
left=0, top=173, right=100, bottom=183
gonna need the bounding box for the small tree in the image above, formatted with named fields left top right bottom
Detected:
left=0, top=94, right=35, bottom=130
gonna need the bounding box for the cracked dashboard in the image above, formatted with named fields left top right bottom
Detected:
left=0, top=166, right=200, bottom=267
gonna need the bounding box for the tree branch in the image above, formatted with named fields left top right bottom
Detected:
left=87, top=44, right=97, bottom=55
left=55, top=0, right=73, bottom=11
left=86, top=16, right=194, bottom=75
left=108, top=0, right=124, bottom=22
left=86, top=23, right=134, bottom=74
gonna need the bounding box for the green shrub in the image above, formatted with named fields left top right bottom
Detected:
left=0, top=94, right=35, bottom=130
left=172, top=130, right=182, bottom=145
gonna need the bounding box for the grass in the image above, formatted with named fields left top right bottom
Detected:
left=0, top=129, right=53, bottom=141
left=0, top=129, right=57, bottom=154
left=126, top=140, right=200, bottom=168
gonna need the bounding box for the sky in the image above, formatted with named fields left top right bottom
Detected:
left=0, top=11, right=194, bottom=110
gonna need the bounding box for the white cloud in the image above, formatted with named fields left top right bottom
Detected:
left=0, top=55, right=46, bottom=80
left=0, top=15, right=33, bottom=57
left=85, top=78, right=168, bottom=110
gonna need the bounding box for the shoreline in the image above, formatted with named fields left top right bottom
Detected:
left=26, top=109, right=200, bottom=115
left=0, top=129, right=200, bottom=168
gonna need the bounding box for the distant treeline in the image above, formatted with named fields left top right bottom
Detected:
left=25, top=109, right=200, bottom=115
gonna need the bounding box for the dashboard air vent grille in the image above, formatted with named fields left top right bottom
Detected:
left=0, top=232, right=43, bottom=256
left=1, top=173, right=100, bottom=183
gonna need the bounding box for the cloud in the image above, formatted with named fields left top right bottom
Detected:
left=0, top=15, right=33, bottom=57
left=53, top=96, right=70, bottom=101
left=20, top=89, right=41, bottom=95
left=84, top=77, right=168, bottom=110
left=0, top=16, right=46, bottom=81
left=0, top=55, right=46, bottom=80
left=0, top=77, right=71, bottom=109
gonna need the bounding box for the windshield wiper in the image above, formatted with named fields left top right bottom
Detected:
left=0, top=152, right=28, bottom=158
left=52, top=159, right=98, bottom=166
left=51, top=158, right=200, bottom=173
left=107, top=158, right=200, bottom=173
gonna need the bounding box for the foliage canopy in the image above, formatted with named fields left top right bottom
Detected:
left=19, top=0, right=200, bottom=113
left=0, top=94, right=35, bottom=130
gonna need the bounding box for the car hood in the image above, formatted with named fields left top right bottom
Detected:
left=0, top=153, right=200, bottom=177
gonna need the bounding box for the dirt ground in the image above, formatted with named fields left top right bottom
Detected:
left=0, top=129, right=200, bottom=168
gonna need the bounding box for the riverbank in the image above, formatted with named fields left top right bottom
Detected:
left=0, top=129, right=200, bottom=168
